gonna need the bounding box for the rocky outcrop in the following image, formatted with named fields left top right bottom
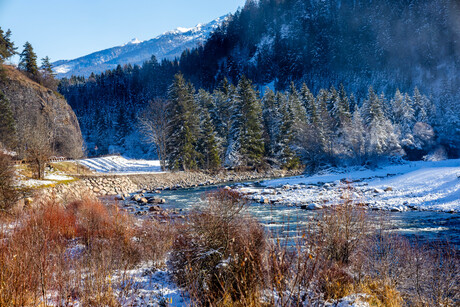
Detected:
left=0, top=65, right=83, bottom=158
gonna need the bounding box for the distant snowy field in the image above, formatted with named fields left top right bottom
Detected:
left=254, top=159, right=460, bottom=212
left=78, top=156, right=164, bottom=174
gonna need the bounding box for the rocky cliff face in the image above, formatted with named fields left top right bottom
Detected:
left=0, top=65, right=83, bottom=158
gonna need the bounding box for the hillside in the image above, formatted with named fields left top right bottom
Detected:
left=0, top=65, right=83, bottom=158
left=59, top=0, right=460, bottom=161
left=53, top=15, right=228, bottom=78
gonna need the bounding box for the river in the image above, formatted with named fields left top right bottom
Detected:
left=132, top=180, right=460, bottom=248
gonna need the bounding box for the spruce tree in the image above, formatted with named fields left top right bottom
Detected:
left=0, top=27, right=16, bottom=63
left=213, top=78, right=234, bottom=150
left=19, top=42, right=39, bottom=77
left=261, top=88, right=281, bottom=157
left=166, top=73, right=200, bottom=170
left=226, top=77, right=265, bottom=167
left=346, top=108, right=366, bottom=163
left=199, top=107, right=221, bottom=170
left=412, top=87, right=428, bottom=123
left=392, top=90, right=415, bottom=148
left=363, top=87, right=401, bottom=157
left=316, top=89, right=335, bottom=155
left=361, top=86, right=383, bottom=125
left=114, top=105, right=130, bottom=148
left=300, top=83, right=317, bottom=124
left=336, top=84, right=351, bottom=126
left=0, top=90, right=16, bottom=149
left=288, top=82, right=308, bottom=127
left=277, top=98, right=300, bottom=169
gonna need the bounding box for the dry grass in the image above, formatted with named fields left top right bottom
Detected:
left=50, top=161, right=94, bottom=176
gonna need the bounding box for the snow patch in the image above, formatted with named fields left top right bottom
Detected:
left=78, top=155, right=164, bottom=174
left=122, top=38, right=142, bottom=46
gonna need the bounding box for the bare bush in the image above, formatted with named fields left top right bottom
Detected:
left=315, top=204, right=369, bottom=265
left=136, top=218, right=177, bottom=268
left=170, top=189, right=267, bottom=305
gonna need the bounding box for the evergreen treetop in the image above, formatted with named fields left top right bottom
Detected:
left=19, top=41, right=39, bottom=77
left=0, top=27, right=16, bottom=63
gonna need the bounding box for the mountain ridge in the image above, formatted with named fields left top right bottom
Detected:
left=53, top=14, right=229, bottom=78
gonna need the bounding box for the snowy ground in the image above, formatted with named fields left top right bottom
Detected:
left=78, top=156, right=164, bottom=174
left=237, top=159, right=460, bottom=212
left=19, top=172, right=74, bottom=188
left=114, top=263, right=189, bottom=306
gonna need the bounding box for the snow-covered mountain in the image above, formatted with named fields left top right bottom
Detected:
left=53, top=15, right=229, bottom=78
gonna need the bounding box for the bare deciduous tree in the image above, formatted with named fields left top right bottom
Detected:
left=138, top=98, right=168, bottom=171
left=24, top=119, right=52, bottom=180
left=0, top=151, right=19, bottom=212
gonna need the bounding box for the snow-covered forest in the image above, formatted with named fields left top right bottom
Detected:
left=59, top=0, right=460, bottom=164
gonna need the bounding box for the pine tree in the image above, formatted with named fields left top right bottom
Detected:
left=0, top=27, right=16, bottom=63
left=41, top=56, right=54, bottom=75
left=0, top=90, right=16, bottom=149
left=166, top=73, right=200, bottom=170
left=19, top=42, right=39, bottom=77
left=40, top=56, right=58, bottom=90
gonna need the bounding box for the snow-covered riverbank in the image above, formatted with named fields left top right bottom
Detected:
left=236, top=159, right=460, bottom=212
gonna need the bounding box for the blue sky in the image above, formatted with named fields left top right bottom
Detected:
left=0, top=0, right=246, bottom=62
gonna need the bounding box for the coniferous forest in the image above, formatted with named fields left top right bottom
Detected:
left=58, top=0, right=460, bottom=170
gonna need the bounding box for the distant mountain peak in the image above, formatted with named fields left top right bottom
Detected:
left=123, top=38, right=142, bottom=46
left=53, top=14, right=230, bottom=78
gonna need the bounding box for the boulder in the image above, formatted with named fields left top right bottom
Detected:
left=149, top=205, right=162, bottom=212
left=306, top=203, right=323, bottom=210
left=139, top=197, right=149, bottom=204
left=132, top=194, right=142, bottom=202
left=384, top=187, right=393, bottom=192
left=259, top=197, right=270, bottom=204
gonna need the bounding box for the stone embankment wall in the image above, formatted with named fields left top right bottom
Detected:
left=44, top=169, right=302, bottom=202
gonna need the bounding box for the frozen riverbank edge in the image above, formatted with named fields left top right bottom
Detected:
left=234, top=159, right=460, bottom=213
